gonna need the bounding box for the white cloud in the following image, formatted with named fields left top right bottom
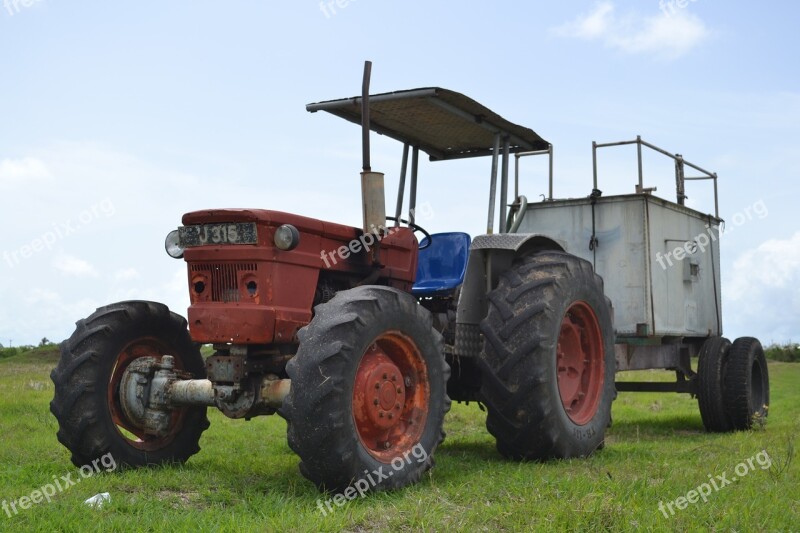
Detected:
left=166, top=266, right=188, bottom=294
left=54, top=255, right=99, bottom=277
left=724, top=232, right=800, bottom=343
left=106, top=267, right=190, bottom=318
left=727, top=232, right=800, bottom=300
left=0, top=157, right=51, bottom=183
left=552, top=2, right=710, bottom=60
left=25, top=288, right=61, bottom=305
left=114, top=267, right=141, bottom=281
left=0, top=142, right=227, bottom=345
left=19, top=288, right=100, bottom=343
left=555, top=1, right=615, bottom=40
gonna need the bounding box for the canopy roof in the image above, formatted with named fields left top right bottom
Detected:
left=306, top=87, right=549, bottom=161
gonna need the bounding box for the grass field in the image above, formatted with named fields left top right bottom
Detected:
left=0, top=347, right=797, bottom=532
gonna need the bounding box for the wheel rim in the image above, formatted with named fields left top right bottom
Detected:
left=108, top=338, right=188, bottom=451
left=352, top=332, right=429, bottom=461
left=556, top=301, right=605, bottom=425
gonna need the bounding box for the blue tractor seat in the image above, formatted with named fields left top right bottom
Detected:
left=411, top=232, right=471, bottom=297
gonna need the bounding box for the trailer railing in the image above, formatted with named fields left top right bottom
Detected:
left=592, top=135, right=720, bottom=218
left=514, top=144, right=554, bottom=201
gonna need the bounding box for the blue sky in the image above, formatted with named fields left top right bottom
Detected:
left=1, top=1, right=798, bottom=347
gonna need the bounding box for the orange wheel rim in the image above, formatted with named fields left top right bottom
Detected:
left=557, top=301, right=605, bottom=425
left=352, top=332, right=429, bottom=461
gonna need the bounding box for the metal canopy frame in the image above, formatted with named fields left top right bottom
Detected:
left=307, top=87, right=549, bottom=162
left=308, top=87, right=550, bottom=235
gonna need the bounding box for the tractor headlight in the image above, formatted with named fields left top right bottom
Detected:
left=274, top=224, right=300, bottom=251
left=165, top=230, right=184, bottom=259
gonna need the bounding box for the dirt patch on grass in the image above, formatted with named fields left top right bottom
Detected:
left=155, top=490, right=203, bottom=509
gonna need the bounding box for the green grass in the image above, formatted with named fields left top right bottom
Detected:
left=1, top=347, right=797, bottom=531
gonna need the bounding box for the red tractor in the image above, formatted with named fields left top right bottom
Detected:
left=51, top=64, right=768, bottom=492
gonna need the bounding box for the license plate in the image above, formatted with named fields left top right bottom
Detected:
left=179, top=223, right=258, bottom=247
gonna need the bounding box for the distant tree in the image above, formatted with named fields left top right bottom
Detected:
left=765, top=342, right=800, bottom=363
left=39, top=337, right=51, bottom=347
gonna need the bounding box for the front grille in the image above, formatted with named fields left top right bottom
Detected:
left=191, top=263, right=257, bottom=302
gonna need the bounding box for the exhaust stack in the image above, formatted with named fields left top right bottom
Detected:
left=359, top=61, right=386, bottom=237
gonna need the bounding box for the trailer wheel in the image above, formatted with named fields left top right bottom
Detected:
left=723, top=337, right=769, bottom=430
left=50, top=301, right=209, bottom=468
left=697, top=336, right=733, bottom=432
left=282, top=286, right=450, bottom=492
left=479, top=251, right=615, bottom=460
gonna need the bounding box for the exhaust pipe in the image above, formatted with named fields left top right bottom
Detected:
left=359, top=60, right=386, bottom=243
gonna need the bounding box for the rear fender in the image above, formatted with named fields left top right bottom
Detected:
left=453, top=234, right=565, bottom=357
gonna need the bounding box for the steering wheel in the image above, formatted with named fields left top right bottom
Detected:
left=386, top=216, right=432, bottom=250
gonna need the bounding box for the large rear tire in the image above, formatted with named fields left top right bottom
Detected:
left=281, top=286, right=450, bottom=492
left=479, top=251, right=615, bottom=460
left=50, top=301, right=209, bottom=468
left=697, top=336, right=733, bottom=432
left=723, top=337, right=769, bottom=430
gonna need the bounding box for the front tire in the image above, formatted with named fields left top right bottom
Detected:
left=50, top=301, right=209, bottom=468
left=479, top=251, right=615, bottom=460
left=281, top=286, right=450, bottom=492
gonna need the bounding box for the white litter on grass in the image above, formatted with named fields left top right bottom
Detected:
left=84, top=492, right=111, bottom=509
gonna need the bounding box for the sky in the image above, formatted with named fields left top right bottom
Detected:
left=0, top=1, right=798, bottom=347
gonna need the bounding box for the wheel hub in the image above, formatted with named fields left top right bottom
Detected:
left=356, top=354, right=406, bottom=430
left=119, top=355, right=178, bottom=437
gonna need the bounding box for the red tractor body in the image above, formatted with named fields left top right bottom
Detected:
left=181, top=208, right=418, bottom=345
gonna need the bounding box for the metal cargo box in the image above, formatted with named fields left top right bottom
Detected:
left=517, top=194, right=722, bottom=339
